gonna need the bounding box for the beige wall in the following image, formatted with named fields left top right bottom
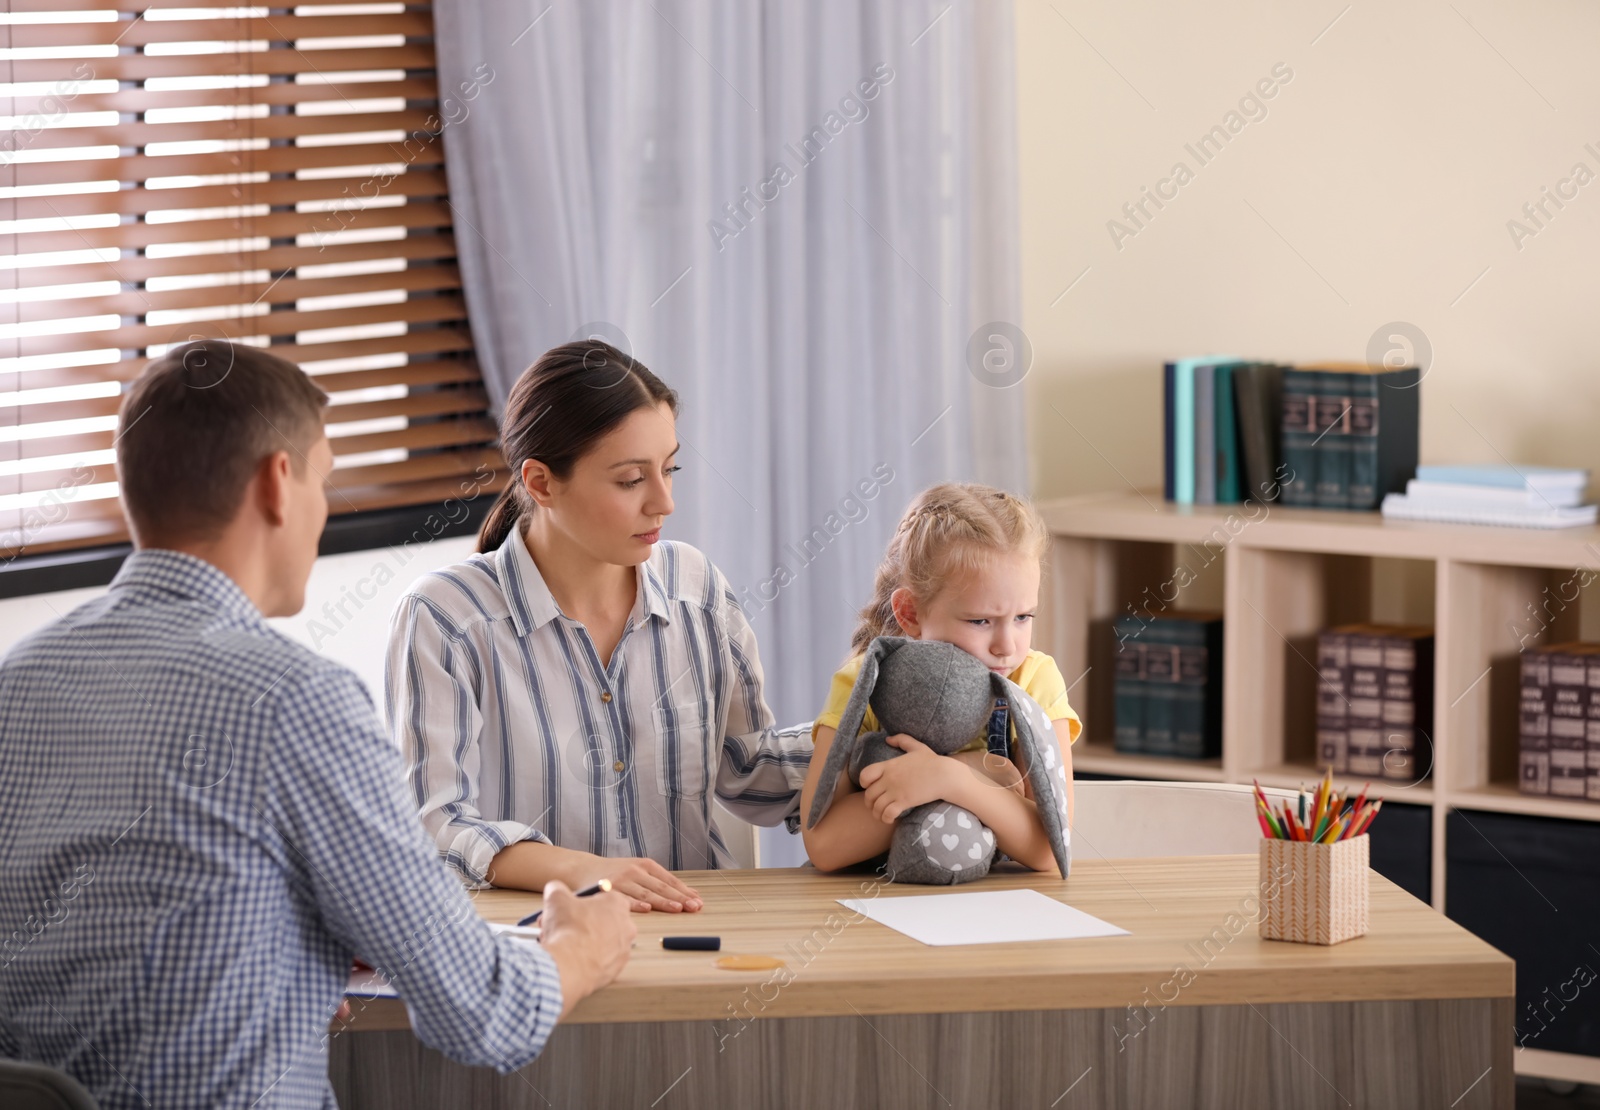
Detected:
left=1017, top=0, right=1600, bottom=500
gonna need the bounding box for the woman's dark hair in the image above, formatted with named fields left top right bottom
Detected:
left=477, top=340, right=678, bottom=552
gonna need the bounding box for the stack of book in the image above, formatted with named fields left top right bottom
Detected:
left=1519, top=642, right=1600, bottom=801
left=1111, top=611, right=1223, bottom=760
left=1162, top=358, right=1421, bottom=511
left=1315, top=623, right=1433, bottom=782
left=1382, top=464, right=1596, bottom=529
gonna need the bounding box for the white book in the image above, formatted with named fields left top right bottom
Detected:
left=1382, top=493, right=1598, bottom=529
left=1404, top=479, right=1586, bottom=509
left=1415, top=464, right=1588, bottom=495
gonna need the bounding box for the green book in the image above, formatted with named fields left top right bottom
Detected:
left=1138, top=612, right=1224, bottom=759
left=1141, top=639, right=1177, bottom=756
left=1279, top=367, right=1320, bottom=507
left=1166, top=613, right=1224, bottom=759
left=1112, top=615, right=1147, bottom=753
left=1214, top=362, right=1243, bottom=504
left=1347, top=365, right=1420, bottom=510
left=1311, top=365, right=1355, bottom=508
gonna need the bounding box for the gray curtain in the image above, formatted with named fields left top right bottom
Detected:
left=435, top=0, right=1028, bottom=865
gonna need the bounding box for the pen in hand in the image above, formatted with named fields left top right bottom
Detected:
left=516, top=878, right=612, bottom=927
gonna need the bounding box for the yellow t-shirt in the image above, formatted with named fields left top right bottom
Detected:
left=813, top=648, right=1083, bottom=751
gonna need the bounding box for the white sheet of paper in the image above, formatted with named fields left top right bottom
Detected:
left=489, top=921, right=543, bottom=942
left=345, top=968, right=398, bottom=998
left=836, top=888, right=1129, bottom=946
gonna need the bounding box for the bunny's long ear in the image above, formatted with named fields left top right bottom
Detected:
left=808, top=637, right=898, bottom=829
left=997, top=675, right=1072, bottom=879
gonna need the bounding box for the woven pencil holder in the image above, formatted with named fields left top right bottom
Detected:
left=1258, top=834, right=1370, bottom=945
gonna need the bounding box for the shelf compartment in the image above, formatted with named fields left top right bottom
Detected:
left=1040, top=534, right=1226, bottom=764
left=1224, top=546, right=1436, bottom=783
left=1437, top=559, right=1591, bottom=799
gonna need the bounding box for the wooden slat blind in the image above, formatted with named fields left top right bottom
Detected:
left=1, top=0, right=506, bottom=560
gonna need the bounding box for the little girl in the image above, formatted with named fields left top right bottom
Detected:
left=801, top=482, right=1080, bottom=874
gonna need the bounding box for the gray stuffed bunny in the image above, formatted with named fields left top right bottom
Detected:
left=807, top=637, right=1071, bottom=884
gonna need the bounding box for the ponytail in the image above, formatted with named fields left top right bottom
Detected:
left=850, top=559, right=906, bottom=656
left=475, top=483, right=525, bottom=553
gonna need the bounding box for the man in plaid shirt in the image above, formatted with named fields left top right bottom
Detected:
left=0, top=341, right=635, bottom=1108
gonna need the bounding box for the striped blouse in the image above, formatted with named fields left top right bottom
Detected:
left=384, top=527, right=811, bottom=885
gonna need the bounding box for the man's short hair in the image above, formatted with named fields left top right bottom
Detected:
left=116, top=340, right=330, bottom=544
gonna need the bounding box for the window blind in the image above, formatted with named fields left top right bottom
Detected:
left=1, top=0, right=506, bottom=560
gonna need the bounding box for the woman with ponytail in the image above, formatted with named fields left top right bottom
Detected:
left=384, top=341, right=810, bottom=912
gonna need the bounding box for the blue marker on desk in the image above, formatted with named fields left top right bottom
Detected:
left=662, top=936, right=721, bottom=951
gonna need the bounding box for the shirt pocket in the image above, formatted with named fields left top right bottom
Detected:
left=653, top=703, right=712, bottom=797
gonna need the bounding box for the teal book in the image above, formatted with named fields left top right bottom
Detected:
left=1165, top=613, right=1224, bottom=759
left=1173, top=359, right=1197, bottom=503
left=1112, top=615, right=1147, bottom=753
left=1280, top=367, right=1320, bottom=507
left=1137, top=612, right=1224, bottom=759
left=1141, top=641, right=1177, bottom=756
left=1171, top=356, right=1237, bottom=505
left=1214, top=361, right=1243, bottom=504
left=1195, top=363, right=1216, bottom=504
left=1312, top=365, right=1354, bottom=508
left=1348, top=365, right=1420, bottom=510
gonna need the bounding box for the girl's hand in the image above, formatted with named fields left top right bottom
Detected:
left=566, top=856, right=702, bottom=914
left=857, top=734, right=963, bottom=822
left=951, top=749, right=1027, bottom=795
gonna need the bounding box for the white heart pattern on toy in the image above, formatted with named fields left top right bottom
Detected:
left=941, top=834, right=960, bottom=851
left=956, top=812, right=972, bottom=829
left=982, top=829, right=995, bottom=846
left=930, top=813, right=946, bottom=828
left=967, top=842, right=984, bottom=859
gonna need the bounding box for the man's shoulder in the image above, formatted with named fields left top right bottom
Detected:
left=2, top=592, right=363, bottom=712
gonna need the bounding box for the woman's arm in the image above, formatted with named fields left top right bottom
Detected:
left=388, top=595, right=702, bottom=910
left=485, top=842, right=701, bottom=913
left=711, top=573, right=810, bottom=823
left=386, top=595, right=555, bottom=885
left=799, top=725, right=895, bottom=871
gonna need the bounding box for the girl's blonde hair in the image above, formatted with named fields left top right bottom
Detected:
left=850, top=482, right=1049, bottom=656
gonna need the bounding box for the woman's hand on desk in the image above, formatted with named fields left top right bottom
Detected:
left=538, top=880, right=636, bottom=1020
left=486, top=843, right=702, bottom=913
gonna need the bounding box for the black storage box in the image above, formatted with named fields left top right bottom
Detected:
left=1446, top=809, right=1600, bottom=1057
left=1368, top=798, right=1431, bottom=904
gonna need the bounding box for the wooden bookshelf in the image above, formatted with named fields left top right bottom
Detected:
left=1037, top=490, right=1600, bottom=1086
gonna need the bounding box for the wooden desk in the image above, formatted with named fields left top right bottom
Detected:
left=328, top=858, right=1514, bottom=1109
